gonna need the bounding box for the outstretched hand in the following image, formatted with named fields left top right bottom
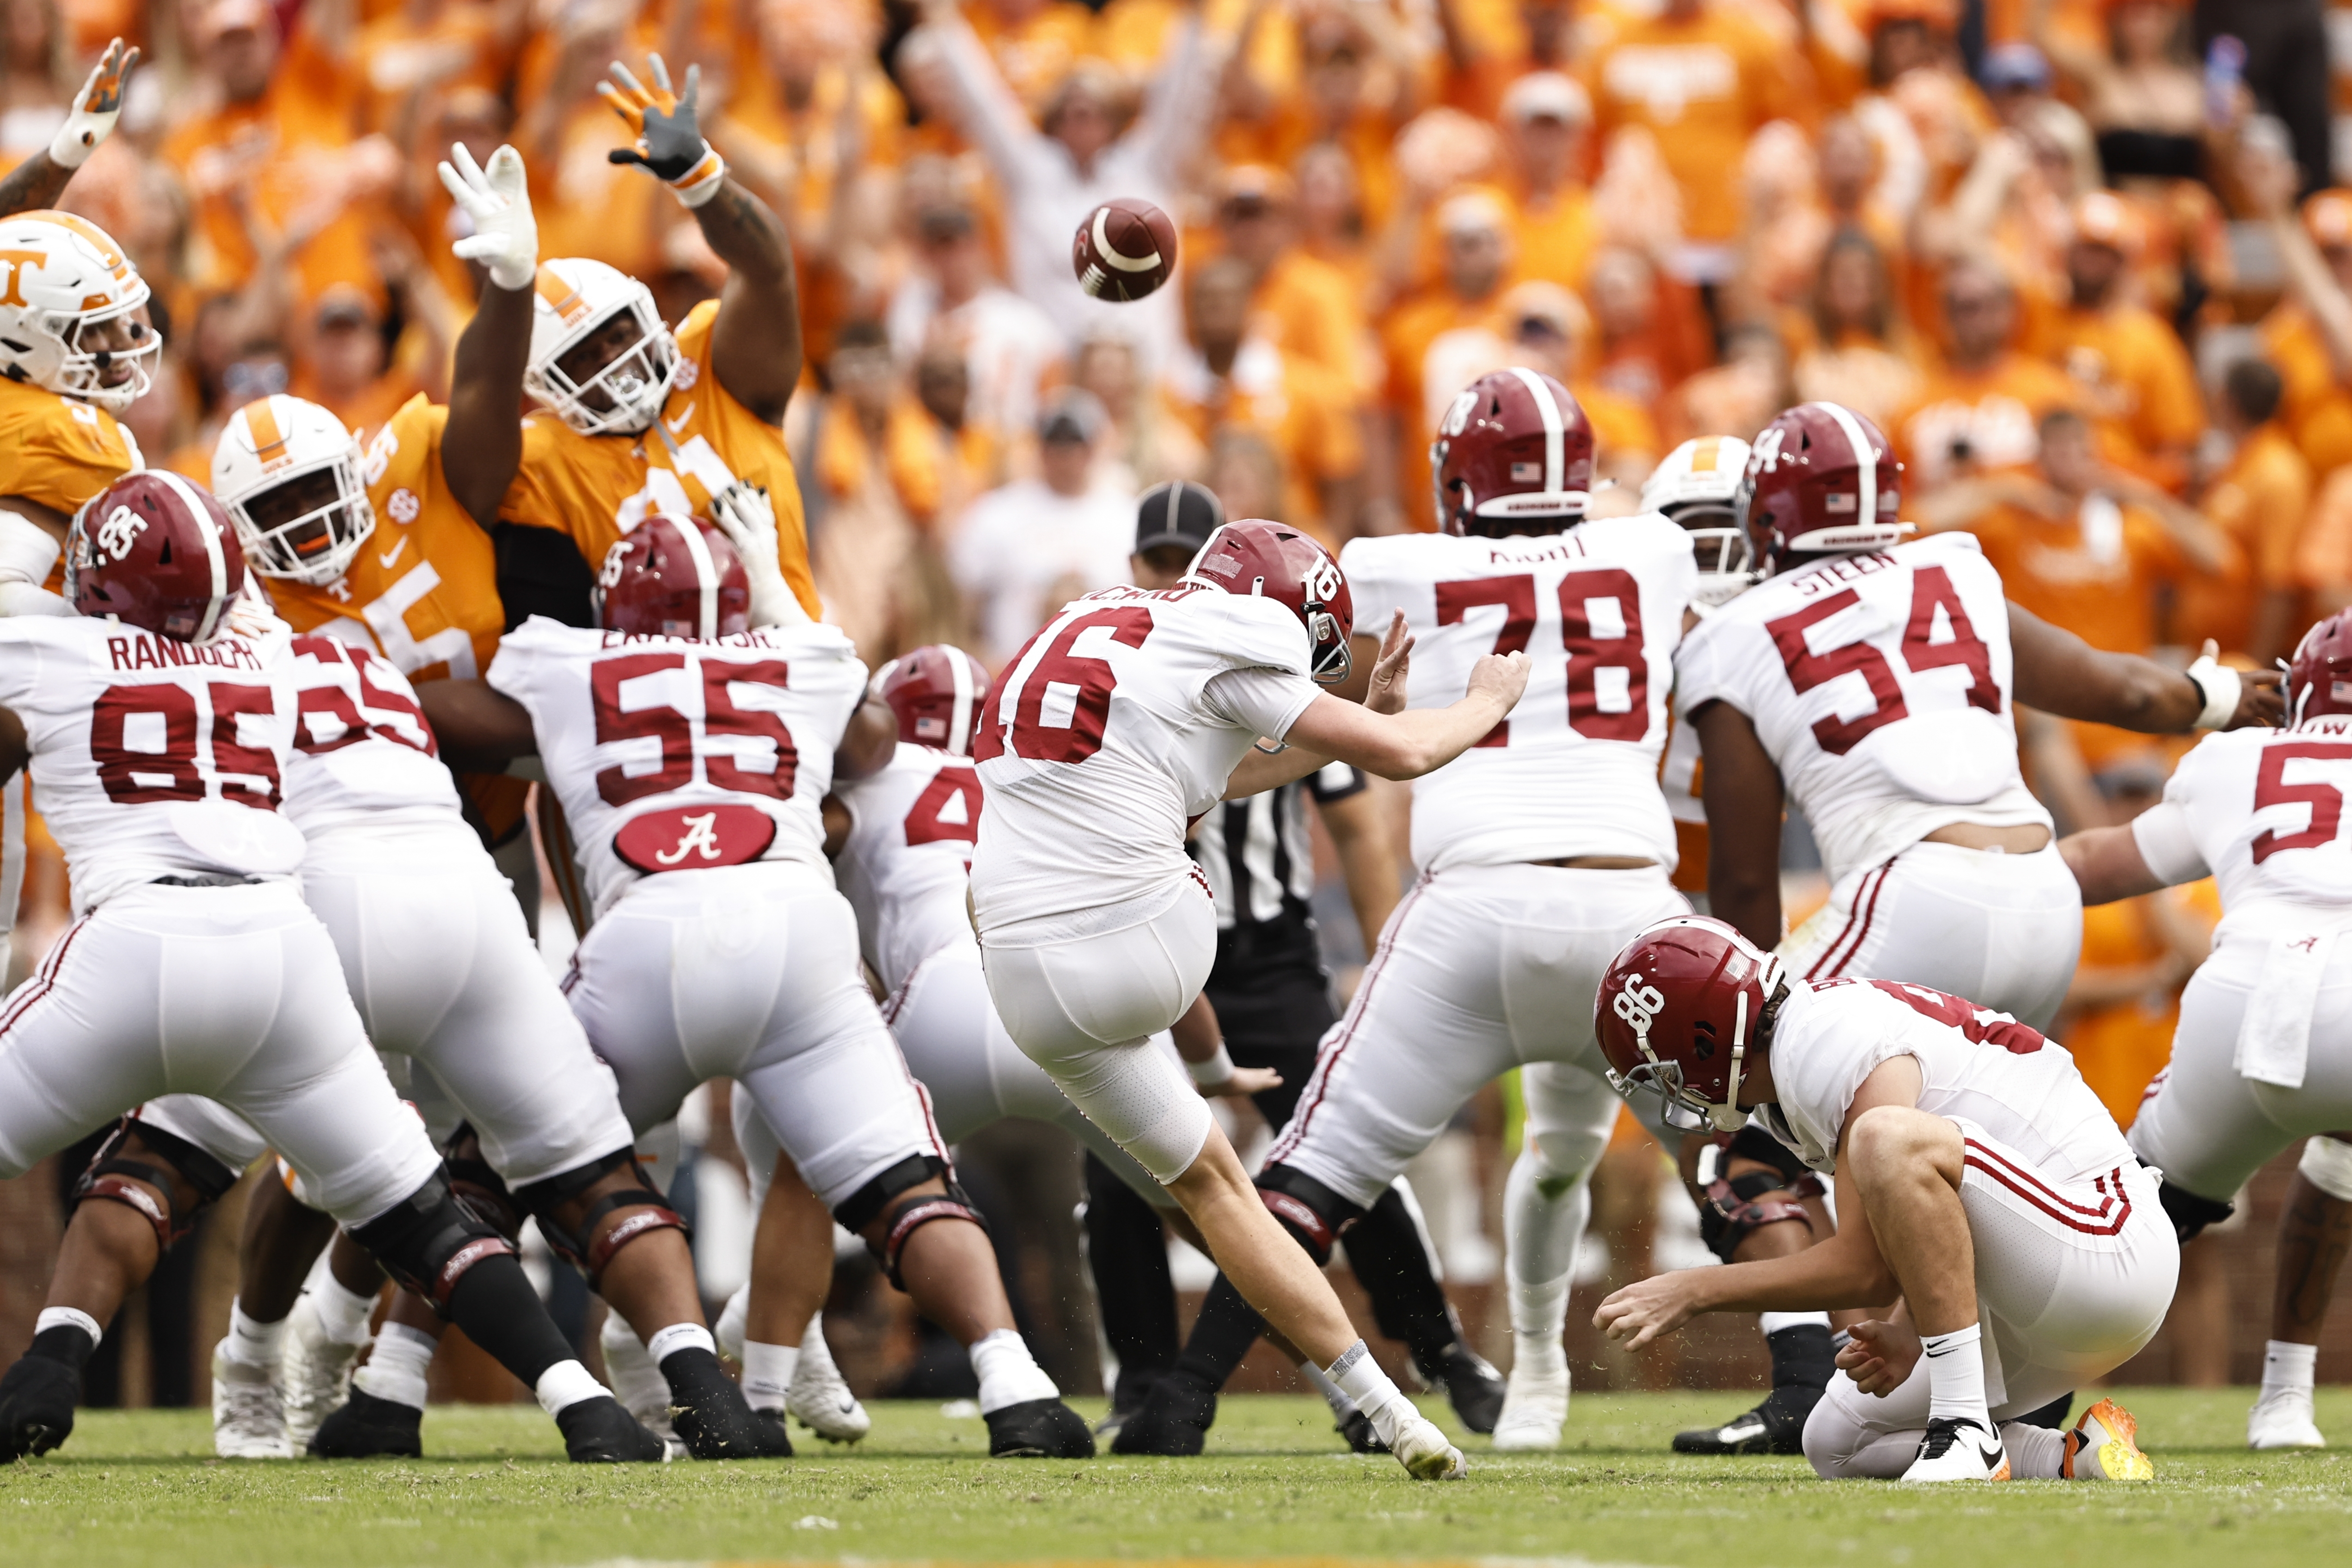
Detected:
left=601, top=54, right=708, bottom=181
left=439, top=143, right=538, bottom=291
left=1593, top=1268, right=1707, bottom=1351
left=1363, top=609, right=1414, bottom=715
left=52, top=37, right=138, bottom=170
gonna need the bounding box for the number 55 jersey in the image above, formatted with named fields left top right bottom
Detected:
left=1672, top=533, right=2079, bottom=1028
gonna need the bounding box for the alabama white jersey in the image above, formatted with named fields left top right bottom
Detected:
left=2132, top=721, right=2352, bottom=942
left=488, top=616, right=868, bottom=920
left=1340, top=516, right=1694, bottom=873
left=836, top=741, right=984, bottom=992
left=1754, top=975, right=2130, bottom=1182
left=970, top=583, right=1321, bottom=933
left=282, top=635, right=462, bottom=836
left=0, top=615, right=306, bottom=912
left=1674, top=533, right=2049, bottom=885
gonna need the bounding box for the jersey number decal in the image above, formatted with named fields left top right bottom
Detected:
left=591, top=653, right=797, bottom=806
left=904, top=765, right=982, bottom=847
left=976, top=606, right=1155, bottom=765
left=2250, top=741, right=2352, bottom=863
left=91, top=683, right=282, bottom=809
left=1848, top=978, right=2046, bottom=1054
left=293, top=640, right=436, bottom=757
left=1433, top=568, right=1648, bottom=745
left=1765, top=565, right=1997, bottom=755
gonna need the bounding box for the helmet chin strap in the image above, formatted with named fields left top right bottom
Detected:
left=1710, top=989, right=1750, bottom=1133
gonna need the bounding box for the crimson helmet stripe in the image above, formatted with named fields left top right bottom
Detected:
left=148, top=469, right=231, bottom=642
left=1507, top=366, right=1565, bottom=494
left=1810, top=400, right=1878, bottom=530
left=662, top=514, right=720, bottom=639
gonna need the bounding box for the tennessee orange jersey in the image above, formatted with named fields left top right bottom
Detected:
left=0, top=374, right=144, bottom=516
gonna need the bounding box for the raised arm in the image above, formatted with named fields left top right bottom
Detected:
left=417, top=679, right=539, bottom=773
left=1277, top=653, right=1526, bottom=780
left=0, top=40, right=136, bottom=216
left=2009, top=601, right=2282, bottom=732
left=1694, top=700, right=1788, bottom=952
left=602, top=55, right=802, bottom=418
left=909, top=0, right=1049, bottom=195
left=435, top=144, right=541, bottom=527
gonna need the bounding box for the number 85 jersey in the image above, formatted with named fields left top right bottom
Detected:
left=1673, top=533, right=2049, bottom=887
left=1338, top=515, right=1696, bottom=873
left=487, top=616, right=869, bottom=920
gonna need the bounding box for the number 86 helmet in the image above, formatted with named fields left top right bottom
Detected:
left=1594, top=915, right=1784, bottom=1133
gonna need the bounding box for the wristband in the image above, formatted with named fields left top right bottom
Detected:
left=1186, top=1042, right=1236, bottom=1090
left=2184, top=653, right=2240, bottom=730
left=669, top=145, right=726, bottom=209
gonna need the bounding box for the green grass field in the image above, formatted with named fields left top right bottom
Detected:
left=2, top=1390, right=2347, bottom=1568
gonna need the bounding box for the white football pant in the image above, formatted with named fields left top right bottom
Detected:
left=1803, top=1126, right=2176, bottom=1478
left=0, top=882, right=441, bottom=1226
left=1779, top=841, right=2082, bottom=1030
left=564, top=862, right=945, bottom=1212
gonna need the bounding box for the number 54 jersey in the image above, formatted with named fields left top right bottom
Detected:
left=487, top=617, right=869, bottom=921
left=1338, top=515, right=1697, bottom=872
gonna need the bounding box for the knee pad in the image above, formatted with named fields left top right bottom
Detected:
left=440, top=1123, right=526, bottom=1242
left=2156, top=1173, right=2236, bottom=1243
left=835, top=1153, right=949, bottom=1235
left=1255, top=1164, right=1363, bottom=1268
left=874, top=1182, right=988, bottom=1291
left=70, top=1116, right=241, bottom=1254
left=349, top=1173, right=518, bottom=1312
left=2299, top=1135, right=2352, bottom=1204
left=1697, top=1170, right=1818, bottom=1265
left=514, top=1145, right=687, bottom=1292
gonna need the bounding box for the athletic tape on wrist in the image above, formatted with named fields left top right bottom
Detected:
left=670, top=147, right=725, bottom=208
left=34, top=1306, right=101, bottom=1348
left=2186, top=657, right=2240, bottom=729
left=1187, top=1042, right=1236, bottom=1090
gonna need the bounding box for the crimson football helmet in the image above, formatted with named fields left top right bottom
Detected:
left=594, top=514, right=750, bottom=639
left=1594, top=915, right=1785, bottom=1133
left=875, top=643, right=991, bottom=754
left=1430, top=368, right=1594, bottom=536
left=1183, top=519, right=1354, bottom=683
left=1737, top=401, right=1911, bottom=577
left=68, top=471, right=246, bottom=644
left=2288, top=610, right=2352, bottom=727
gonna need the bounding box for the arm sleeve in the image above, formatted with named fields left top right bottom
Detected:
left=1131, top=17, right=1220, bottom=186
left=2130, top=799, right=2210, bottom=885
left=1201, top=666, right=1320, bottom=743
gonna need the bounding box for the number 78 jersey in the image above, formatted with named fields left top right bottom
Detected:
left=1672, top=533, right=2049, bottom=887
left=1339, top=515, right=1697, bottom=873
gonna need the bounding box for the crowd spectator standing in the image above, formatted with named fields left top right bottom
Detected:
left=12, top=0, right=2352, bottom=1406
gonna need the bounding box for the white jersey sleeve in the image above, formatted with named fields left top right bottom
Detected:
left=969, top=583, right=1321, bottom=934
left=488, top=617, right=868, bottom=919
left=0, top=617, right=307, bottom=913
left=1338, top=515, right=1693, bottom=873
left=282, top=635, right=465, bottom=837
left=1673, top=534, right=2049, bottom=885
left=2148, top=723, right=2352, bottom=941
left=1760, top=977, right=2130, bottom=1182
left=835, top=741, right=985, bottom=993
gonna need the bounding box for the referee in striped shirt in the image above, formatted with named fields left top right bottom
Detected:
left=1085, top=483, right=1506, bottom=1453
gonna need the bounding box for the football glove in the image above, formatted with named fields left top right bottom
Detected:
left=601, top=54, right=726, bottom=208
left=708, top=483, right=807, bottom=628
left=51, top=37, right=138, bottom=171
left=439, top=143, right=539, bottom=291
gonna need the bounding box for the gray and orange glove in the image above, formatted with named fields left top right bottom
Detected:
left=600, top=54, right=725, bottom=209
left=52, top=37, right=139, bottom=170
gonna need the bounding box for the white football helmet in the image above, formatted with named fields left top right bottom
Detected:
left=524, top=257, right=679, bottom=437
left=211, top=395, right=377, bottom=585
left=0, top=209, right=159, bottom=415
left=1642, top=435, right=1754, bottom=609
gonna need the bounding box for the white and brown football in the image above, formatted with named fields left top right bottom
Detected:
left=1072, top=197, right=1178, bottom=303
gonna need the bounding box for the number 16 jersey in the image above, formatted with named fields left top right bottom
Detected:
left=1339, top=515, right=1695, bottom=874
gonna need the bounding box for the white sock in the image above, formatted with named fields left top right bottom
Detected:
left=1296, top=1358, right=1355, bottom=1419
left=351, top=1322, right=437, bottom=1411
left=1920, top=1323, right=1987, bottom=1426
left=534, top=1358, right=606, bottom=1416
left=222, top=1300, right=287, bottom=1368
left=742, top=1341, right=798, bottom=1411
left=645, top=1322, right=715, bottom=1366
left=1760, top=1311, right=1830, bottom=1336
left=713, top=1285, right=749, bottom=1361
left=309, top=1271, right=379, bottom=1347
left=968, top=1327, right=1058, bottom=1415
left=34, top=1306, right=101, bottom=1349
left=1329, top=1339, right=1419, bottom=1449
left=1509, top=1275, right=1570, bottom=1373
left=1999, top=1419, right=2064, bottom=1478
left=2262, top=1339, right=2318, bottom=1393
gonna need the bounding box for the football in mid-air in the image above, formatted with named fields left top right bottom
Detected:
left=1072, top=197, right=1177, bottom=302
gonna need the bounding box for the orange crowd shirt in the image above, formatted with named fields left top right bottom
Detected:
left=1891, top=354, right=2082, bottom=491
left=2173, top=422, right=2314, bottom=655
left=1250, top=247, right=1375, bottom=387
left=1585, top=6, right=1798, bottom=245
left=1160, top=342, right=1366, bottom=545
left=2034, top=303, right=2204, bottom=485
left=2261, top=302, right=2352, bottom=478
left=1964, top=495, right=2190, bottom=658
left=2064, top=879, right=2221, bottom=1128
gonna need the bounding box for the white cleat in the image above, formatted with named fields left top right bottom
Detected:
left=280, top=1297, right=366, bottom=1453
left=1489, top=1358, right=1568, bottom=1452
left=1900, top=1415, right=2010, bottom=1482
left=788, top=1316, right=870, bottom=1443
left=1390, top=1411, right=1469, bottom=1480
left=210, top=1342, right=292, bottom=1459
left=598, top=1314, right=686, bottom=1458
left=2248, top=1385, right=2326, bottom=1451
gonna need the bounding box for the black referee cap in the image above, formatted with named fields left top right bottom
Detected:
left=1134, top=480, right=1225, bottom=557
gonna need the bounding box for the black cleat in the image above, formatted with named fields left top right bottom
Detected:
left=557, top=1395, right=667, bottom=1464
left=985, top=1397, right=1096, bottom=1458
left=1110, top=1372, right=1216, bottom=1457
left=310, top=1388, right=424, bottom=1458
left=663, top=1347, right=791, bottom=1460
left=1672, top=1381, right=1819, bottom=1455
left=1337, top=1408, right=1390, bottom=1454
left=0, top=1355, right=78, bottom=1461
left=1094, top=1373, right=1158, bottom=1446
left=1424, top=1345, right=1506, bottom=1435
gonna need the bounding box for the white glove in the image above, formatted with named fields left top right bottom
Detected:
left=2186, top=639, right=2242, bottom=730
left=50, top=37, right=138, bottom=171
left=439, top=143, right=539, bottom=291
left=708, top=483, right=807, bottom=628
